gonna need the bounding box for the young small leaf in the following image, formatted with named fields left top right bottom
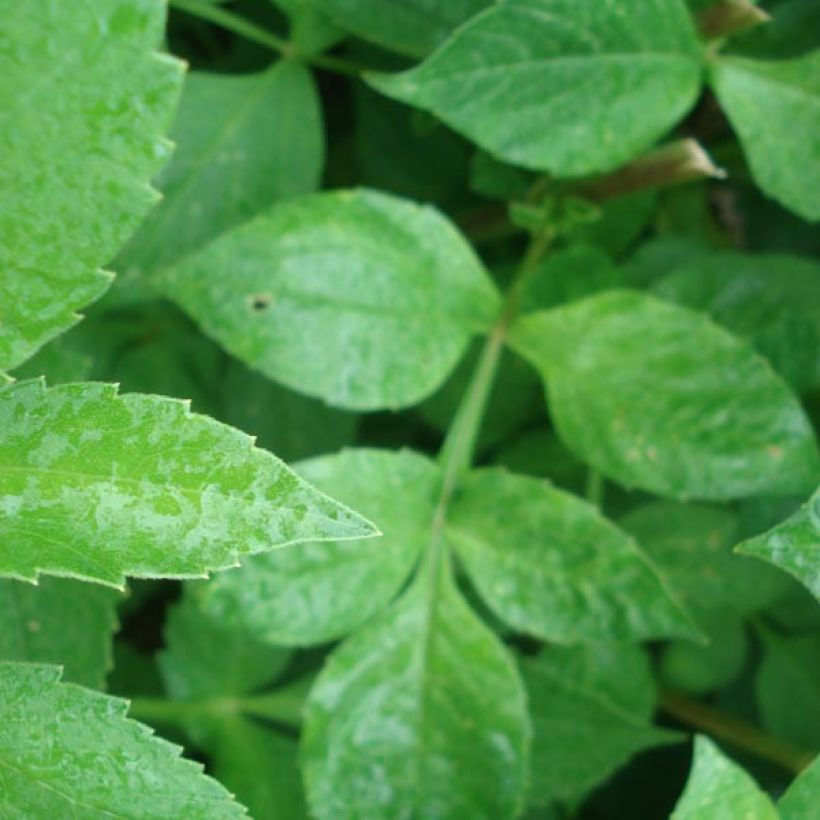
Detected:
left=369, top=0, right=703, bottom=176
left=736, top=485, right=820, bottom=600
left=0, top=0, right=183, bottom=371
left=162, top=189, right=500, bottom=410
left=115, top=61, right=323, bottom=292
left=522, top=643, right=678, bottom=806
left=447, top=468, right=695, bottom=643
left=710, top=51, right=820, bottom=221
left=0, top=663, right=246, bottom=817
left=302, top=567, right=529, bottom=820
left=199, top=448, right=440, bottom=646
left=0, top=380, right=374, bottom=587
left=509, top=291, right=820, bottom=500
left=0, top=577, right=119, bottom=688
left=671, top=736, right=778, bottom=819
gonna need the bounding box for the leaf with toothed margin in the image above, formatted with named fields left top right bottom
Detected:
left=0, top=577, right=120, bottom=688
left=0, top=380, right=376, bottom=588
left=0, top=662, right=247, bottom=817
left=0, top=0, right=184, bottom=372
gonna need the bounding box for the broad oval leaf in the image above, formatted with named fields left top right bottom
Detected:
left=671, top=736, right=778, bottom=819
left=0, top=663, right=246, bottom=818
left=369, top=0, right=703, bottom=176
left=0, top=0, right=183, bottom=371
left=0, top=577, right=119, bottom=688
left=162, top=189, right=500, bottom=410
left=736, top=485, right=820, bottom=600
left=710, top=51, right=820, bottom=222
left=321, top=0, right=491, bottom=57
left=198, top=448, right=440, bottom=646
left=114, top=60, right=323, bottom=298
left=302, top=567, right=529, bottom=820
left=447, top=468, right=695, bottom=643
left=0, top=380, right=374, bottom=587
left=522, top=643, right=678, bottom=806
left=509, top=291, right=820, bottom=500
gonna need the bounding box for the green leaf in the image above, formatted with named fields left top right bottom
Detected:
left=755, top=631, right=820, bottom=752
left=221, top=359, right=357, bottom=463
left=369, top=0, right=703, bottom=176
left=199, top=449, right=439, bottom=646
left=0, top=577, right=119, bottom=688
left=321, top=0, right=491, bottom=57
left=710, top=51, right=820, bottom=221
left=447, top=468, right=694, bottom=643
left=115, top=61, right=323, bottom=294
left=0, top=662, right=246, bottom=817
left=671, top=736, right=778, bottom=819
left=654, top=251, right=820, bottom=392
left=207, top=718, right=306, bottom=820
left=780, top=754, right=820, bottom=819
left=0, top=0, right=183, bottom=371
left=158, top=591, right=306, bottom=819
left=162, top=188, right=500, bottom=410
left=621, top=502, right=788, bottom=623
left=737, top=485, right=820, bottom=600
left=0, top=380, right=374, bottom=587
left=160, top=590, right=290, bottom=704
left=302, top=567, right=529, bottom=820
left=270, top=0, right=343, bottom=56
left=509, top=291, right=819, bottom=500
left=522, top=643, right=677, bottom=806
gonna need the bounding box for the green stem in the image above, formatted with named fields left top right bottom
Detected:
left=660, top=690, right=814, bottom=775
left=169, top=0, right=365, bottom=76
left=129, top=681, right=306, bottom=730
left=171, top=0, right=292, bottom=56
left=585, top=469, right=604, bottom=507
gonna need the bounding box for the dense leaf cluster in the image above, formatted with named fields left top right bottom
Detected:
left=1, top=0, right=818, bottom=817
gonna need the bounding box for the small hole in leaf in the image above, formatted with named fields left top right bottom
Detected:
left=248, top=293, right=273, bottom=312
